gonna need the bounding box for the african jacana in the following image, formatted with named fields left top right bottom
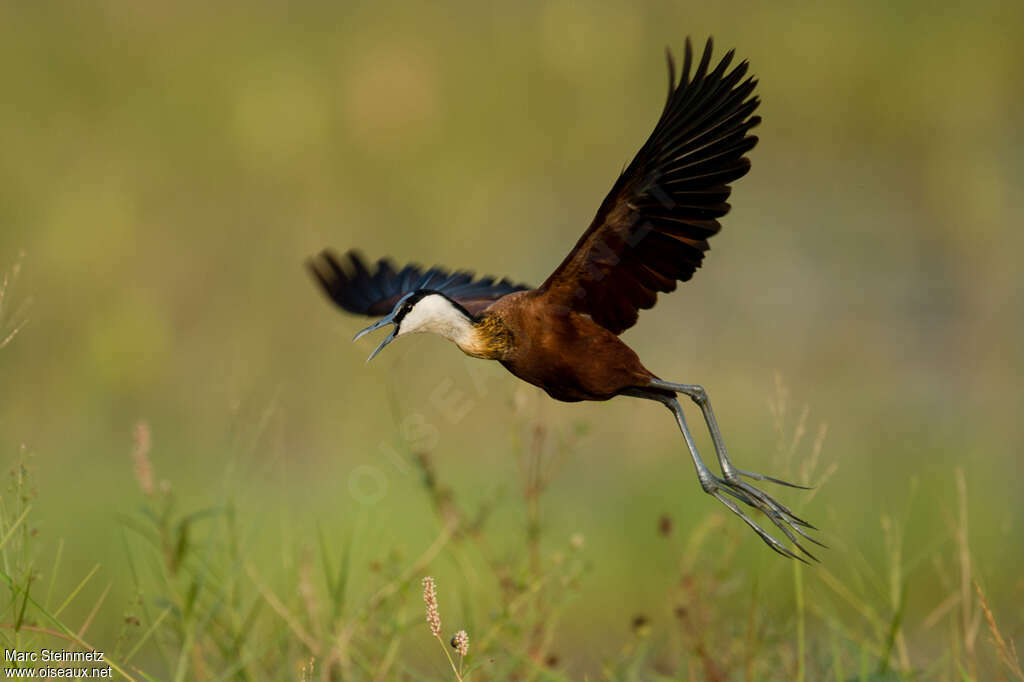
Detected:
left=308, top=38, right=821, bottom=560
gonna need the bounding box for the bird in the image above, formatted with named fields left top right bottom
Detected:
left=307, top=37, right=822, bottom=561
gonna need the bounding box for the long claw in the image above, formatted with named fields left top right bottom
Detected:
left=713, top=475, right=823, bottom=561
left=736, top=468, right=812, bottom=490
left=756, top=504, right=820, bottom=561
left=786, top=518, right=829, bottom=549
left=709, top=490, right=809, bottom=564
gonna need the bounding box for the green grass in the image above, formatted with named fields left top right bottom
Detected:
left=2, top=384, right=1022, bottom=680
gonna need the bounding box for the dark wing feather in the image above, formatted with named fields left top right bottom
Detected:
left=539, top=37, right=761, bottom=334
left=307, top=249, right=530, bottom=317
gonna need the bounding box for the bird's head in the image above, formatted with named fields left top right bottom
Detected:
left=353, top=290, right=474, bottom=362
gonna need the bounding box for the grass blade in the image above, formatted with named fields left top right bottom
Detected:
left=53, top=563, right=100, bottom=618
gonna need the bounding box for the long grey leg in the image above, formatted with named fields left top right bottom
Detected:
left=657, top=394, right=728, bottom=495
left=648, top=380, right=824, bottom=556
left=622, top=388, right=818, bottom=561
left=650, top=379, right=808, bottom=490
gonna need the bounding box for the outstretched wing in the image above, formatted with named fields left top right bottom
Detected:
left=307, top=249, right=530, bottom=317
left=540, top=37, right=761, bottom=334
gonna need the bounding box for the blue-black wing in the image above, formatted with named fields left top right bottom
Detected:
left=307, top=249, right=530, bottom=317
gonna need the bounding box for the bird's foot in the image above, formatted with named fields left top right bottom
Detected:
left=701, top=472, right=824, bottom=563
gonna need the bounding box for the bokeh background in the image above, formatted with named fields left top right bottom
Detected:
left=0, top=0, right=1021, bottom=678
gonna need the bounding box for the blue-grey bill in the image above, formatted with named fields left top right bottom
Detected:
left=352, top=313, right=399, bottom=363
left=353, top=314, right=394, bottom=343
left=365, top=327, right=397, bottom=363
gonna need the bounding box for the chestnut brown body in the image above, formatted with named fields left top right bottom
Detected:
left=486, top=291, right=657, bottom=402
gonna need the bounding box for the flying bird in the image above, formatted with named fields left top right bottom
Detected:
left=308, top=38, right=821, bottom=561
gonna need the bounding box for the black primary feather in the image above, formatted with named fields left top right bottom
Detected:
left=540, top=37, right=761, bottom=334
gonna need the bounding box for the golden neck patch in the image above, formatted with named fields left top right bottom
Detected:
left=458, top=314, right=514, bottom=360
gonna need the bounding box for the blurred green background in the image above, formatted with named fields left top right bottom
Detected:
left=1, top=0, right=1022, bottom=678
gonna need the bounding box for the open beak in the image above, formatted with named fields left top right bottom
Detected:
left=353, top=313, right=398, bottom=363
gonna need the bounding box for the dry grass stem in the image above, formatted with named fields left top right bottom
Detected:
left=975, top=581, right=1024, bottom=680
left=0, top=252, right=29, bottom=350
left=132, top=421, right=154, bottom=497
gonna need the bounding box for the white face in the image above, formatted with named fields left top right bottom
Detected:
left=396, top=293, right=472, bottom=339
